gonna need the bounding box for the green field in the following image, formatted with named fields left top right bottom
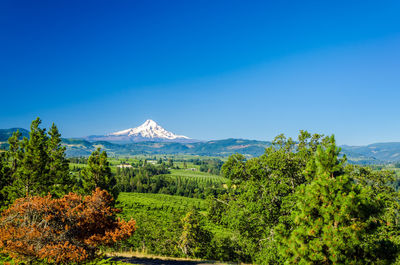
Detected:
left=118, top=192, right=206, bottom=215
left=113, top=192, right=236, bottom=260
left=69, top=162, right=87, bottom=169
left=114, top=192, right=208, bottom=257
left=166, top=169, right=228, bottom=186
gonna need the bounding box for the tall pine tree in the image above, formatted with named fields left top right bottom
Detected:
left=179, top=209, right=212, bottom=257
left=4, top=118, right=73, bottom=204
left=9, top=118, right=49, bottom=198
left=47, top=123, right=72, bottom=196
left=0, top=152, right=10, bottom=209
left=82, top=148, right=117, bottom=198
left=276, top=136, right=397, bottom=264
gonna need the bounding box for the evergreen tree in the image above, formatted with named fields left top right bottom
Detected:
left=276, top=136, right=397, bottom=264
left=3, top=119, right=73, bottom=205
left=47, top=123, right=72, bottom=196
left=0, top=152, right=10, bottom=209
left=82, top=148, right=118, bottom=198
left=8, top=118, right=50, bottom=198
left=179, top=209, right=212, bottom=257
left=1, top=130, right=22, bottom=207
left=6, top=130, right=21, bottom=177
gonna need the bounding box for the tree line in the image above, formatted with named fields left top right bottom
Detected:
left=207, top=131, right=400, bottom=264
left=0, top=118, right=134, bottom=264
left=115, top=165, right=225, bottom=198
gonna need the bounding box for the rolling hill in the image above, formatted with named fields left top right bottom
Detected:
left=63, top=138, right=271, bottom=158
left=0, top=128, right=30, bottom=141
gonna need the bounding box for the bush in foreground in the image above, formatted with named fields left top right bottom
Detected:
left=0, top=188, right=136, bottom=264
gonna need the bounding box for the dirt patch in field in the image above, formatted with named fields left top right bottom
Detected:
left=227, top=145, right=250, bottom=150
left=110, top=256, right=231, bottom=265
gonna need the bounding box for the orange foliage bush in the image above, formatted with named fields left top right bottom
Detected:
left=0, top=188, right=135, bottom=264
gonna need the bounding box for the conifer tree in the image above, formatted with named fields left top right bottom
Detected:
left=82, top=148, right=118, bottom=198
left=47, top=123, right=72, bottom=196
left=6, top=130, right=21, bottom=177
left=276, top=136, right=396, bottom=264
left=0, top=153, right=10, bottom=209
left=1, top=130, right=21, bottom=207
left=179, top=209, right=212, bottom=257
left=9, top=118, right=49, bottom=198
left=4, top=119, right=73, bottom=205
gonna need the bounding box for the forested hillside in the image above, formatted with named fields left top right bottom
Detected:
left=63, top=138, right=271, bottom=157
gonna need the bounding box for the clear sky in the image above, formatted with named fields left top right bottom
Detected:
left=1, top=0, right=400, bottom=145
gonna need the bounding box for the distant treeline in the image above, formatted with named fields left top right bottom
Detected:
left=70, top=156, right=226, bottom=199
left=115, top=162, right=225, bottom=199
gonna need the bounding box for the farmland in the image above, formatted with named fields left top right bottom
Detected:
left=109, top=192, right=238, bottom=262
left=118, top=192, right=207, bottom=215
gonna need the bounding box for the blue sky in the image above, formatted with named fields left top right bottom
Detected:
left=1, top=0, right=400, bottom=145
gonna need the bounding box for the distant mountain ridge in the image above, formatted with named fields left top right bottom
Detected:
left=84, top=119, right=198, bottom=143
left=62, top=138, right=271, bottom=158
left=341, top=142, right=400, bottom=164
left=0, top=128, right=30, bottom=141
left=2, top=127, right=400, bottom=164
left=60, top=139, right=400, bottom=164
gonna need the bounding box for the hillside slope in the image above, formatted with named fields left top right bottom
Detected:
left=0, top=128, right=30, bottom=141
left=63, top=138, right=271, bottom=158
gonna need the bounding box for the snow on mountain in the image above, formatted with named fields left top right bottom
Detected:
left=85, top=120, right=196, bottom=143
left=110, top=119, right=190, bottom=140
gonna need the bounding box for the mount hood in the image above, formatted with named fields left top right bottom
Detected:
left=85, top=120, right=197, bottom=143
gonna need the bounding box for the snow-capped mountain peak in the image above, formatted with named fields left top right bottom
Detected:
left=84, top=119, right=197, bottom=143
left=109, top=120, right=190, bottom=140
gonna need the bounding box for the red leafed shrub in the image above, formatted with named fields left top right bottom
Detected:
left=0, top=188, right=136, bottom=264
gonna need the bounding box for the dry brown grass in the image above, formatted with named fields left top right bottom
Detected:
left=105, top=251, right=248, bottom=265
left=106, top=251, right=202, bottom=261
